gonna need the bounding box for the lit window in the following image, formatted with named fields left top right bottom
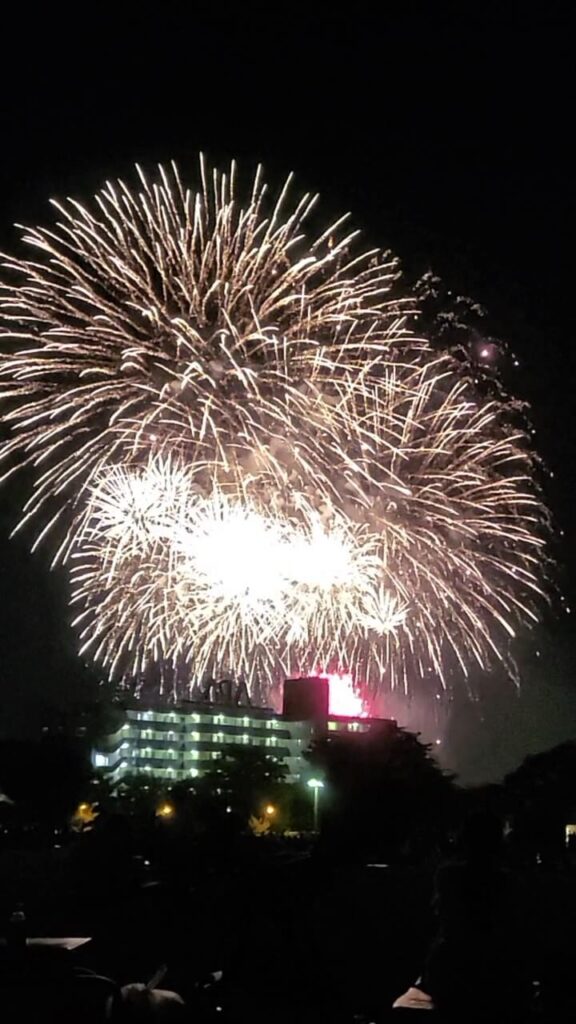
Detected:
left=94, top=753, right=107, bottom=767
left=243, top=717, right=250, bottom=727
left=328, top=722, right=338, bottom=731
left=191, top=731, right=200, bottom=741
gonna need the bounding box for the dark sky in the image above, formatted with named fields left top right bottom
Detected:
left=0, top=3, right=574, bottom=779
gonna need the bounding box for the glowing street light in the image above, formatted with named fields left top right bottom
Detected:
left=307, top=778, right=324, bottom=831
left=72, top=801, right=99, bottom=830
left=156, top=801, right=175, bottom=820
left=264, top=804, right=276, bottom=816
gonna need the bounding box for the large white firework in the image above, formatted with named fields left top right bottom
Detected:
left=69, top=455, right=408, bottom=685
left=0, top=160, right=549, bottom=696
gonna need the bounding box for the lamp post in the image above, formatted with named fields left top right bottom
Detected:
left=307, top=778, right=324, bottom=831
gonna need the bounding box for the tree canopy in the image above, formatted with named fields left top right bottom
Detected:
left=307, top=721, right=456, bottom=862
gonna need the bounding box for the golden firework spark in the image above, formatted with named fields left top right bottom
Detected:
left=0, top=160, right=549, bottom=695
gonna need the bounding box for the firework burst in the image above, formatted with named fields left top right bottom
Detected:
left=0, top=159, right=549, bottom=696
left=69, top=455, right=407, bottom=685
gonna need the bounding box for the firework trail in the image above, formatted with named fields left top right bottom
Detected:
left=0, top=160, right=549, bottom=696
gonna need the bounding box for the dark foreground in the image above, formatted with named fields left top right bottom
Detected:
left=1, top=831, right=576, bottom=1022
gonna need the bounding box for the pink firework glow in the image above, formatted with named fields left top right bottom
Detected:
left=323, top=672, right=368, bottom=718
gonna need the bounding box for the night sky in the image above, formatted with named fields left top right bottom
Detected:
left=0, top=4, right=574, bottom=780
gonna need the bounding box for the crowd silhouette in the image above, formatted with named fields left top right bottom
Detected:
left=2, top=732, right=576, bottom=1021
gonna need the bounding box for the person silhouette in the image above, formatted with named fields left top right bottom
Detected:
left=394, top=810, right=533, bottom=1020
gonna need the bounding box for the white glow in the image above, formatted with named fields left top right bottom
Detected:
left=307, top=778, right=324, bottom=790
left=79, top=464, right=406, bottom=678
left=181, top=502, right=290, bottom=604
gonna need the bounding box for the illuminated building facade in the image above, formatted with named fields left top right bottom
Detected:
left=92, top=677, right=393, bottom=784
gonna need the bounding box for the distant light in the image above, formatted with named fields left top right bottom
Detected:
left=265, top=804, right=276, bottom=816
left=307, top=778, right=324, bottom=790
left=156, top=802, right=175, bottom=819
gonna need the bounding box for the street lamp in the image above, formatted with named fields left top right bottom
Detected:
left=156, top=801, right=175, bottom=820
left=264, top=804, right=276, bottom=817
left=307, top=778, right=324, bottom=831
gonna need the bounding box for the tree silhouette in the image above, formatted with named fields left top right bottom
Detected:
left=0, top=736, right=92, bottom=829
left=307, top=722, right=456, bottom=863
left=504, top=741, right=576, bottom=865
left=197, top=745, right=289, bottom=825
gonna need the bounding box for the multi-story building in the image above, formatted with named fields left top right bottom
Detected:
left=92, top=676, right=394, bottom=784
